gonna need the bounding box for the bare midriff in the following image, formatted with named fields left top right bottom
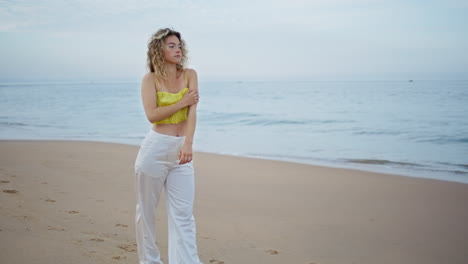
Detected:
left=152, top=121, right=187, bottom=137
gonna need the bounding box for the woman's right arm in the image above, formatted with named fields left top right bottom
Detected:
left=141, top=73, right=198, bottom=123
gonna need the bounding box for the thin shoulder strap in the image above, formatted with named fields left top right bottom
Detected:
left=184, top=69, right=188, bottom=88
left=152, top=73, right=159, bottom=92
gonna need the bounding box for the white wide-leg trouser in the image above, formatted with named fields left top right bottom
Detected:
left=134, top=128, right=202, bottom=264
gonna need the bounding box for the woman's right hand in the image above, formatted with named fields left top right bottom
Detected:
left=181, top=89, right=199, bottom=107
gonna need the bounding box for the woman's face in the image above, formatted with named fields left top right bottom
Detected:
left=163, top=35, right=182, bottom=64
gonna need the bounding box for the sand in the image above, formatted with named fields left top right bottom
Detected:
left=1, top=140, right=467, bottom=264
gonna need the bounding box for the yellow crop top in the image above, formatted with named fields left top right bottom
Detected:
left=153, top=70, right=189, bottom=125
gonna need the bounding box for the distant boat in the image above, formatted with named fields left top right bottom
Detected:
left=408, top=79, right=414, bottom=82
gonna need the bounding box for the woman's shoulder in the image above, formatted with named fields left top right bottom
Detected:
left=184, top=68, right=198, bottom=79
left=142, top=72, right=156, bottom=82
left=141, top=72, right=158, bottom=93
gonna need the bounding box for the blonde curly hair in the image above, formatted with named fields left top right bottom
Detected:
left=146, top=27, right=189, bottom=80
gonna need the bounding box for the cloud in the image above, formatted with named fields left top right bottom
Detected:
left=0, top=0, right=383, bottom=33
left=0, top=0, right=170, bottom=32
left=0, top=0, right=466, bottom=80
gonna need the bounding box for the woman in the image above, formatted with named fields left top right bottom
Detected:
left=134, top=27, right=203, bottom=264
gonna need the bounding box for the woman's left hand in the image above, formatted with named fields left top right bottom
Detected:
left=178, top=143, right=193, bottom=165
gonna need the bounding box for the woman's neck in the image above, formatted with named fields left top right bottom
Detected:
left=164, top=63, right=179, bottom=80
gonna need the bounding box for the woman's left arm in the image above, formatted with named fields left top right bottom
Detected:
left=179, top=68, right=199, bottom=164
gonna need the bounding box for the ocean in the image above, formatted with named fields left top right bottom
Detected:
left=1, top=79, right=467, bottom=183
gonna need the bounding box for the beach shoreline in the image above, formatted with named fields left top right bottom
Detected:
left=2, top=137, right=467, bottom=185
left=1, top=140, right=468, bottom=264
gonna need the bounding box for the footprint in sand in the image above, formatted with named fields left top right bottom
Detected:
left=66, top=210, right=79, bottom=214
left=209, top=260, right=224, bottom=264
left=3, top=189, right=18, bottom=194
left=90, top=238, right=104, bottom=242
left=112, top=256, right=126, bottom=260
left=48, top=225, right=65, bottom=231
left=115, top=223, right=128, bottom=227
left=117, top=243, right=137, bottom=252
left=266, top=249, right=279, bottom=255
left=3, top=172, right=17, bottom=178
left=0, top=180, right=10, bottom=183
left=0, top=170, right=17, bottom=178
left=13, top=215, right=33, bottom=222
left=45, top=198, right=56, bottom=202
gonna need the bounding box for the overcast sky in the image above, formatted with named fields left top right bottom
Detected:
left=1, top=0, right=467, bottom=82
